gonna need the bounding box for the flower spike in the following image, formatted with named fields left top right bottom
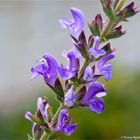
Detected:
left=26, top=1, right=138, bottom=139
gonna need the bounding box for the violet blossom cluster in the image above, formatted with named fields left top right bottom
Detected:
left=25, top=0, right=138, bottom=139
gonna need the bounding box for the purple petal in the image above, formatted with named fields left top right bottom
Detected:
left=43, top=54, right=58, bottom=76
left=31, top=69, right=40, bottom=79
left=73, top=47, right=81, bottom=60
left=45, top=75, right=58, bottom=87
left=31, top=64, right=47, bottom=79
left=59, top=18, right=74, bottom=28
left=58, top=66, right=76, bottom=80
left=95, top=54, right=115, bottom=81
left=32, top=123, right=36, bottom=137
left=43, top=54, right=58, bottom=86
left=57, top=109, right=70, bottom=128
left=25, top=112, right=32, bottom=122
left=81, top=82, right=106, bottom=105
left=37, top=97, right=46, bottom=119
left=89, top=98, right=104, bottom=114
left=31, top=54, right=58, bottom=86
left=70, top=7, right=85, bottom=36
left=89, top=36, right=106, bottom=58
left=97, top=53, right=115, bottom=69
left=63, top=122, right=76, bottom=136
left=83, top=66, right=94, bottom=82
left=59, top=7, right=85, bottom=37
left=54, top=109, right=76, bottom=136
left=58, top=48, right=80, bottom=80
left=63, top=48, right=80, bottom=71
left=64, top=88, right=76, bottom=107
left=102, top=64, right=112, bottom=81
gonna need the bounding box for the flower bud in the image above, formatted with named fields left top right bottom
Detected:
left=89, top=14, right=103, bottom=36
left=25, top=112, right=42, bottom=124
left=88, top=35, right=94, bottom=48
left=106, top=25, right=126, bottom=40
left=100, top=0, right=114, bottom=19
left=117, top=2, right=138, bottom=19
left=71, top=31, right=89, bottom=58
left=32, top=123, right=43, bottom=140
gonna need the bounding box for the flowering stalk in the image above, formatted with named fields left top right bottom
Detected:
left=25, top=0, right=138, bottom=140
left=100, top=0, right=125, bottom=41
left=79, top=58, right=90, bottom=79
left=79, top=0, right=127, bottom=80
left=115, top=0, right=126, bottom=13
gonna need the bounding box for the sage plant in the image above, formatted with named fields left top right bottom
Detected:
left=25, top=0, right=138, bottom=139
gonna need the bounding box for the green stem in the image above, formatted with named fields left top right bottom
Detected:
left=41, top=104, right=63, bottom=140
left=100, top=0, right=126, bottom=41
left=40, top=131, right=50, bottom=140
left=78, top=58, right=90, bottom=79
left=50, top=103, right=63, bottom=127
left=100, top=18, right=114, bottom=41
left=115, top=0, right=126, bottom=13
left=41, top=1, right=127, bottom=139
left=78, top=19, right=114, bottom=80
left=79, top=15, right=115, bottom=79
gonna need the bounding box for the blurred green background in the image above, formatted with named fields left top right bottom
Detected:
left=0, top=0, right=140, bottom=139
left=1, top=69, right=140, bottom=139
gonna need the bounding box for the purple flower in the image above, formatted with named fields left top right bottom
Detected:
left=59, top=7, right=85, bottom=37
left=25, top=97, right=49, bottom=122
left=37, top=97, right=48, bottom=120
left=25, top=112, right=33, bottom=122
left=31, top=54, right=58, bottom=86
left=83, top=66, right=94, bottom=82
left=89, top=36, right=106, bottom=59
left=88, top=14, right=104, bottom=36
left=89, top=98, right=104, bottom=113
left=95, top=53, right=115, bottom=81
left=53, top=109, right=76, bottom=135
left=64, top=88, right=76, bottom=107
left=83, top=66, right=100, bottom=83
left=81, top=82, right=106, bottom=114
left=58, top=48, right=80, bottom=80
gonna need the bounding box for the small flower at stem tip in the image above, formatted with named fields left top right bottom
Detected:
left=59, top=7, right=85, bottom=37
